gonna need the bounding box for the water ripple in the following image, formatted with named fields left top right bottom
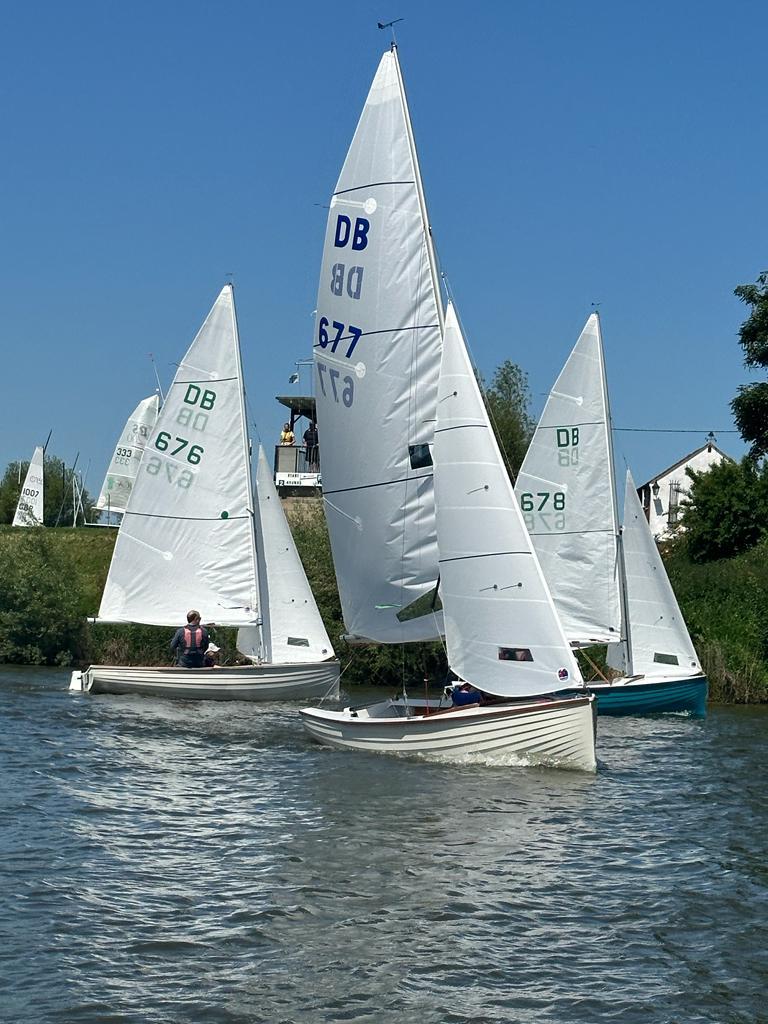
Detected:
left=1, top=668, right=766, bottom=1023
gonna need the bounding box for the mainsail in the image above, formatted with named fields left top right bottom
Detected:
left=607, top=471, right=701, bottom=677
left=12, top=446, right=45, bottom=527
left=236, top=447, right=335, bottom=665
left=515, top=313, right=621, bottom=645
left=313, top=48, right=444, bottom=643
left=95, top=394, right=161, bottom=514
left=98, top=285, right=261, bottom=627
left=434, top=303, right=582, bottom=698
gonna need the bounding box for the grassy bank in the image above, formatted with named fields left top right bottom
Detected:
left=665, top=541, right=768, bottom=703
left=1, top=515, right=766, bottom=702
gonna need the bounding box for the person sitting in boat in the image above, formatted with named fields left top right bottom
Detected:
left=280, top=422, right=295, bottom=445
left=170, top=610, right=210, bottom=668
left=451, top=682, right=485, bottom=707
left=204, top=643, right=221, bottom=668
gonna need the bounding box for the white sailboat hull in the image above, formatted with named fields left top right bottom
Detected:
left=301, top=694, right=596, bottom=771
left=74, top=660, right=340, bottom=701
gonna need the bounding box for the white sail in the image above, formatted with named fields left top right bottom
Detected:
left=12, top=446, right=44, bottom=527
left=313, top=48, right=444, bottom=643
left=98, top=285, right=261, bottom=627
left=434, top=304, right=582, bottom=698
left=515, top=313, right=621, bottom=645
left=237, top=448, right=335, bottom=665
left=95, top=394, right=160, bottom=513
left=607, top=471, right=701, bottom=677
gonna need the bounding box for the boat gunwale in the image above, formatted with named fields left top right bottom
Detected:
left=301, top=693, right=593, bottom=727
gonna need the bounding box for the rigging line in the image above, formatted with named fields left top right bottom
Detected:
left=613, top=427, right=739, bottom=433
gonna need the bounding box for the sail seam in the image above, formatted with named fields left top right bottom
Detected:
left=172, top=376, right=239, bottom=384
left=124, top=513, right=250, bottom=522
left=313, top=324, right=439, bottom=347
left=439, top=551, right=533, bottom=564
left=333, top=180, right=414, bottom=196
left=324, top=473, right=433, bottom=497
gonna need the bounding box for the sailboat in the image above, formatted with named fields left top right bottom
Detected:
left=516, top=313, right=706, bottom=715
left=309, top=45, right=444, bottom=646
left=13, top=446, right=45, bottom=527
left=301, top=304, right=596, bottom=769
left=93, top=394, right=160, bottom=522
left=599, top=471, right=707, bottom=715
left=71, top=284, right=339, bottom=701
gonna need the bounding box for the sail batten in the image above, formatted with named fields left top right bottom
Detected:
left=435, top=303, right=582, bottom=698
left=515, top=313, right=621, bottom=645
left=312, top=48, right=444, bottom=643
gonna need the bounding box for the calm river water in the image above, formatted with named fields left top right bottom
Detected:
left=1, top=666, right=766, bottom=1024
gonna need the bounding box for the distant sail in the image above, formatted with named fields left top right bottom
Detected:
left=435, top=304, right=582, bottom=697
left=98, top=285, right=261, bottom=627
left=236, top=448, right=335, bottom=665
left=607, top=471, right=701, bottom=677
left=95, top=394, right=160, bottom=514
left=13, top=447, right=45, bottom=527
left=313, top=48, right=444, bottom=643
left=515, top=313, right=621, bottom=645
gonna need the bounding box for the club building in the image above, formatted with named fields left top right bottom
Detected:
left=636, top=437, right=732, bottom=539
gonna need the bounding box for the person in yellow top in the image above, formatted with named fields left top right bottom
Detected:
left=280, top=422, right=295, bottom=445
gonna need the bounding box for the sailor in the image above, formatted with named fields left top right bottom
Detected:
left=204, top=643, right=221, bottom=668
left=170, top=610, right=210, bottom=668
left=451, top=682, right=485, bottom=707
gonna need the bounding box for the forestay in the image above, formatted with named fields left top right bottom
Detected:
left=434, top=303, right=582, bottom=698
left=607, top=471, right=701, bottom=677
left=13, top=446, right=45, bottom=527
left=95, top=394, right=160, bottom=513
left=98, top=285, right=261, bottom=627
left=236, top=448, right=335, bottom=665
left=515, top=313, right=621, bottom=645
left=313, top=48, right=444, bottom=643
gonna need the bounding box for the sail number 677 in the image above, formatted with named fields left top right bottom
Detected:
left=316, top=361, right=354, bottom=407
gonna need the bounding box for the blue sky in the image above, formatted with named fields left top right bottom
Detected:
left=2, top=0, right=765, bottom=494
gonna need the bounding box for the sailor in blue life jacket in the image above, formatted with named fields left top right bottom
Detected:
left=451, top=682, right=485, bottom=707
left=170, top=610, right=210, bottom=668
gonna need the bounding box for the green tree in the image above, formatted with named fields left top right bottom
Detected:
left=481, top=360, right=535, bottom=479
left=732, top=271, right=768, bottom=459
left=680, top=457, right=768, bottom=562
left=0, top=454, right=94, bottom=526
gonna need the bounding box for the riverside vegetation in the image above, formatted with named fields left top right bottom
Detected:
left=0, top=498, right=766, bottom=701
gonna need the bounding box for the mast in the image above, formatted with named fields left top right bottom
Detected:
left=229, top=283, right=268, bottom=662
left=598, top=311, right=633, bottom=672
left=391, top=45, right=445, bottom=334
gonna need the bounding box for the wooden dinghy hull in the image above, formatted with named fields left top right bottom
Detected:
left=300, top=693, right=597, bottom=771
left=586, top=673, right=708, bottom=717
left=71, top=660, right=340, bottom=701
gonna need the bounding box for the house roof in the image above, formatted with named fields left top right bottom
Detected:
left=637, top=442, right=733, bottom=491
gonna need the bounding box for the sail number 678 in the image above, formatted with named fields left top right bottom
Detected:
left=520, top=491, right=566, bottom=511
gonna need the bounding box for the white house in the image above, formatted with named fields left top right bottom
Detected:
left=637, top=438, right=733, bottom=539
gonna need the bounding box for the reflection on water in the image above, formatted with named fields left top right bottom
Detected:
left=1, top=668, right=766, bottom=1023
